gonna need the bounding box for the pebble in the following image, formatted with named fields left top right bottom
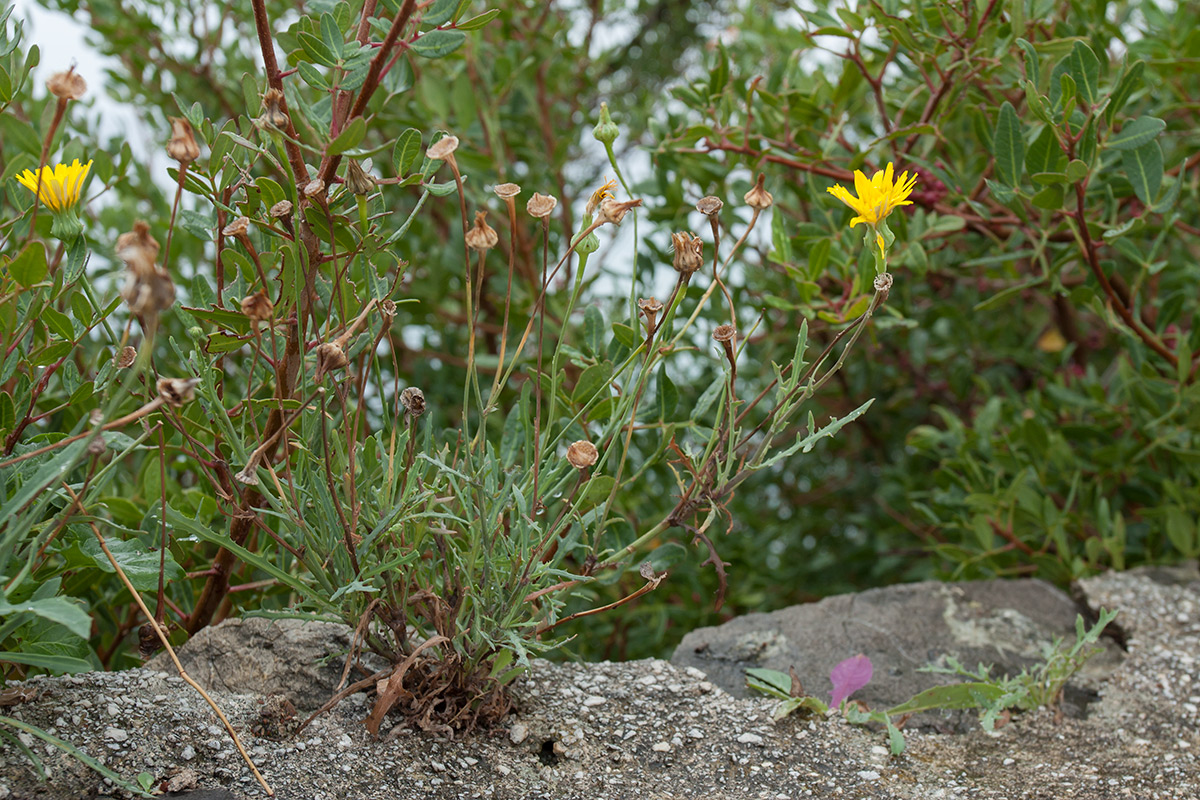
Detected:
left=1003, top=758, right=1015, bottom=766
left=583, top=695, right=606, bottom=707
left=509, top=723, right=528, bottom=744
left=103, top=727, right=128, bottom=742
left=737, top=732, right=764, bottom=745
left=107, top=703, right=120, bottom=716
left=181, top=745, right=196, bottom=761
left=652, top=742, right=671, bottom=752
left=858, top=770, right=880, bottom=780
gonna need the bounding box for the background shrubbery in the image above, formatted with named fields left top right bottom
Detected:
left=1, top=0, right=1196, bottom=689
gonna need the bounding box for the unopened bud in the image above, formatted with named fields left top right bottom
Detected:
left=670, top=232, right=704, bottom=275
left=46, top=67, right=86, bottom=101
left=167, top=117, right=200, bottom=164
left=566, top=440, right=599, bottom=470
left=576, top=230, right=600, bottom=256
left=315, top=342, right=348, bottom=381
left=241, top=291, right=274, bottom=321
left=696, top=196, right=724, bottom=217
left=744, top=173, right=773, bottom=210
left=156, top=377, right=200, bottom=408
left=526, top=192, right=557, bottom=219
left=400, top=387, right=426, bottom=417
left=465, top=210, right=498, bottom=251
left=592, top=102, right=619, bottom=145
left=346, top=160, right=375, bottom=195
left=258, top=88, right=290, bottom=130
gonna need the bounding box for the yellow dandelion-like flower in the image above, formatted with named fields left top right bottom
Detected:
left=826, top=163, right=917, bottom=229
left=16, top=159, right=92, bottom=212
left=585, top=176, right=617, bottom=217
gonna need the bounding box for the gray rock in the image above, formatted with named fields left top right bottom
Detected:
left=671, top=578, right=1124, bottom=727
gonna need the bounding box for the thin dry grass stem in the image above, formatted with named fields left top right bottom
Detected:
left=161, top=166, right=188, bottom=275
left=61, top=483, right=275, bottom=797
left=532, top=219, right=549, bottom=514
left=485, top=191, right=520, bottom=411
left=535, top=569, right=664, bottom=634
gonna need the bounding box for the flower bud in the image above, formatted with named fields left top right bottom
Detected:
left=345, top=160, right=375, bottom=195
left=258, top=88, right=290, bottom=130
left=400, top=387, right=426, bottom=417
left=744, top=173, right=773, bottom=210
left=465, top=210, right=499, bottom=252
left=46, top=67, right=86, bottom=101
left=526, top=192, right=558, bottom=219
left=566, top=440, right=599, bottom=470
left=576, top=230, right=600, bottom=256
left=670, top=232, right=704, bottom=275
left=167, top=117, right=200, bottom=165
left=592, top=102, right=619, bottom=146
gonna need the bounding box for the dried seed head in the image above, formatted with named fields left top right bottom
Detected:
left=116, top=221, right=161, bottom=277
left=637, top=297, right=663, bottom=332
left=426, top=135, right=459, bottom=161
left=303, top=179, right=327, bottom=200
left=465, top=210, right=499, bottom=251
left=222, top=216, right=251, bottom=239
left=566, top=440, right=599, bottom=470
left=696, top=196, right=724, bottom=216
left=400, top=387, right=426, bottom=417
left=167, top=117, right=200, bottom=165
left=234, top=463, right=260, bottom=486
left=258, top=88, right=290, bottom=130
left=526, top=192, right=558, bottom=219
left=269, top=200, right=293, bottom=219
left=873, top=272, right=893, bottom=302
left=493, top=182, right=521, bottom=200
left=46, top=67, right=87, bottom=101
left=744, top=173, right=773, bottom=210
left=114, top=345, right=138, bottom=369
left=241, top=291, right=274, bottom=321
left=670, top=231, right=705, bottom=275
left=596, top=197, right=643, bottom=227
left=156, top=377, right=200, bottom=408
left=380, top=299, right=397, bottom=320
left=712, top=323, right=737, bottom=343
left=87, top=433, right=107, bottom=456
left=345, top=160, right=375, bottom=196
left=314, top=342, right=348, bottom=382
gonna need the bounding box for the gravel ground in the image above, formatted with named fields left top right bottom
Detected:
left=0, top=567, right=1196, bottom=800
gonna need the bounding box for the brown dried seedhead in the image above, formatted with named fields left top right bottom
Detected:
left=493, top=182, right=521, bottom=200
left=46, top=67, right=86, bottom=101
left=744, top=173, right=773, bottom=210
left=526, top=192, right=557, bottom=219
left=118, top=222, right=175, bottom=316
left=426, top=135, right=459, bottom=161
left=258, top=88, right=290, bottom=130
left=671, top=232, right=705, bottom=275
left=596, top=197, right=643, bottom=227
left=114, top=345, right=138, bottom=369
left=400, top=386, right=426, bottom=417
left=465, top=211, right=498, bottom=252
left=156, top=378, right=200, bottom=408
left=241, top=291, right=274, bottom=322
left=315, top=342, right=348, bottom=382
left=696, top=195, right=724, bottom=216
left=637, top=296, right=663, bottom=334
left=167, top=117, right=200, bottom=165
left=566, top=440, right=599, bottom=470
left=346, top=160, right=375, bottom=195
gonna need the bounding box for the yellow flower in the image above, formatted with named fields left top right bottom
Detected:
left=585, top=176, right=617, bottom=217
left=826, top=163, right=917, bottom=229
left=16, top=159, right=92, bottom=212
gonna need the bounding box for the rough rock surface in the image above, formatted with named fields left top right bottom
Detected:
left=0, top=566, right=1196, bottom=799
left=670, top=578, right=1125, bottom=728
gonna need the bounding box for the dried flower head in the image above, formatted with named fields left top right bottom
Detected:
left=46, top=67, right=87, bottom=101
left=303, top=179, right=327, bottom=200
left=426, top=135, right=459, bottom=161
left=585, top=177, right=617, bottom=217
left=234, top=464, right=260, bottom=486
left=493, top=182, right=521, bottom=199
left=696, top=196, right=724, bottom=216
left=345, top=160, right=375, bottom=195
left=637, top=297, right=663, bottom=332
left=566, top=440, right=599, bottom=470
left=241, top=291, right=274, bottom=321
left=222, top=217, right=250, bottom=240
left=315, top=342, right=348, bottom=382
left=258, top=88, right=290, bottom=130
left=269, top=200, right=293, bottom=218
left=167, top=117, right=200, bottom=164
left=596, top=197, right=643, bottom=227
left=712, top=323, right=737, bottom=343
left=873, top=272, right=893, bottom=301
left=117, top=221, right=175, bottom=316
left=465, top=210, right=499, bottom=251
left=116, top=221, right=161, bottom=277
left=670, top=231, right=705, bottom=275
left=400, top=387, right=426, bottom=417
left=156, top=377, right=200, bottom=408
left=115, top=346, right=138, bottom=369
left=744, top=173, right=773, bottom=210
left=526, top=192, right=558, bottom=219
left=380, top=299, right=397, bottom=320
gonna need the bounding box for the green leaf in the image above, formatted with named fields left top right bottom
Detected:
left=391, top=128, right=422, bottom=176
left=0, top=651, right=92, bottom=674
left=1107, top=117, right=1165, bottom=151
left=297, top=61, right=330, bottom=91
left=1106, top=60, right=1145, bottom=126
left=319, top=12, right=345, bottom=60
left=1166, top=508, right=1198, bottom=557
left=328, top=117, right=366, bottom=154
left=7, top=242, right=47, bottom=287
left=1025, top=125, right=1063, bottom=176
left=455, top=9, right=500, bottom=30
left=1121, top=140, right=1163, bottom=204
left=411, top=30, right=466, bottom=58
left=993, top=101, right=1024, bottom=187
left=423, top=0, right=459, bottom=26
left=1031, top=184, right=1064, bottom=210
left=1066, top=41, right=1100, bottom=106
left=657, top=367, right=678, bottom=420
left=79, top=536, right=185, bottom=592
left=573, top=361, right=613, bottom=404
left=584, top=305, right=605, bottom=356
left=0, top=597, right=91, bottom=640
left=610, top=322, right=637, bottom=348
left=42, top=308, right=75, bottom=341
left=297, top=31, right=338, bottom=68
left=1016, top=38, right=1040, bottom=87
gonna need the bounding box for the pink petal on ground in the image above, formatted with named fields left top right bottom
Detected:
left=830, top=654, right=873, bottom=707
